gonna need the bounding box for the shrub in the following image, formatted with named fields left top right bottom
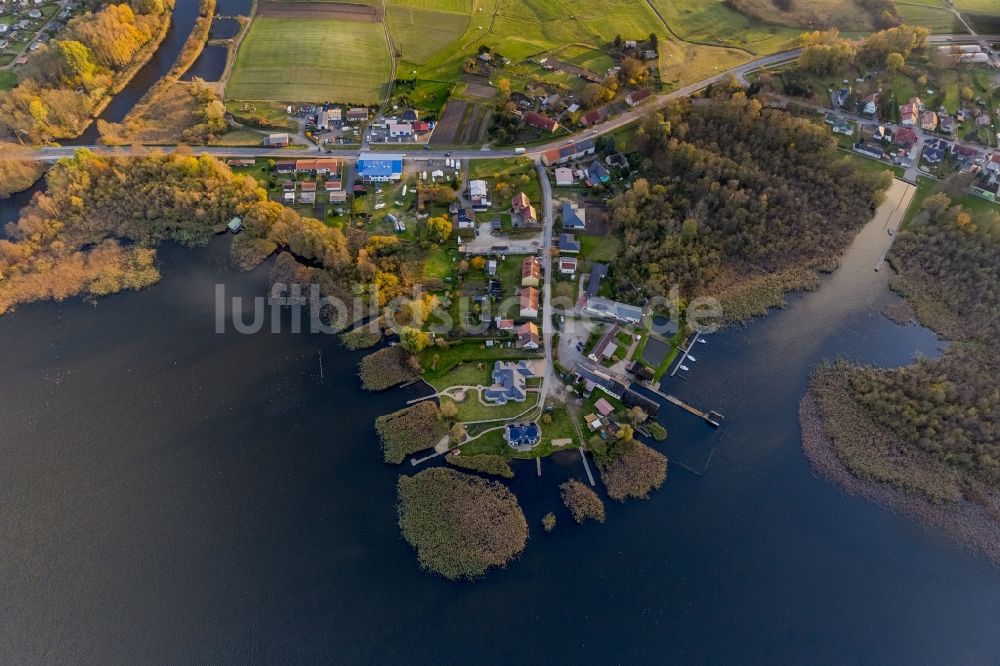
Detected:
left=542, top=512, right=556, bottom=532
left=560, top=479, right=606, bottom=523
left=597, top=439, right=668, bottom=501
left=375, top=401, right=449, bottom=464
left=358, top=345, right=416, bottom=391
left=341, top=322, right=382, bottom=350
left=648, top=422, right=668, bottom=441
left=445, top=453, right=514, bottom=479
left=396, top=468, right=527, bottom=580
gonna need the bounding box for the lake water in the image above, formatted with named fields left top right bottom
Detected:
left=1, top=192, right=998, bottom=659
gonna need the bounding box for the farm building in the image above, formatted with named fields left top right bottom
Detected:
left=357, top=153, right=403, bottom=181
left=347, top=108, right=369, bottom=122
left=265, top=133, right=290, bottom=147
left=625, top=88, right=651, bottom=107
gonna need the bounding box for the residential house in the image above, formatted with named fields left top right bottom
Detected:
left=275, top=161, right=295, bottom=174
left=606, top=153, right=629, bottom=169
left=412, top=121, right=430, bottom=133
left=583, top=296, right=642, bottom=324
left=324, top=178, right=343, bottom=193
left=521, top=256, right=541, bottom=287
left=586, top=160, right=610, bottom=186
left=894, top=127, right=918, bottom=148
left=455, top=207, right=476, bottom=229
left=469, top=179, right=491, bottom=210
left=832, top=120, right=854, bottom=136
left=520, top=287, right=540, bottom=318
left=554, top=167, right=574, bottom=186
left=282, top=181, right=295, bottom=203
left=921, top=111, right=938, bottom=131
left=298, top=181, right=317, bottom=204
left=505, top=422, right=540, bottom=450
left=495, top=318, right=515, bottom=332
left=346, top=107, right=368, bottom=122
left=512, top=192, right=537, bottom=224
left=853, top=140, right=884, bottom=159
left=923, top=139, right=950, bottom=164
left=357, top=153, right=403, bottom=181
left=575, top=365, right=628, bottom=399
left=971, top=178, right=1000, bottom=201
left=587, top=262, right=608, bottom=298
left=579, top=106, right=610, bottom=127
left=329, top=191, right=348, bottom=204
left=561, top=201, right=586, bottom=230
left=524, top=111, right=559, bottom=133
left=295, top=158, right=340, bottom=175
left=265, top=133, right=290, bottom=147
left=517, top=322, right=540, bottom=350
left=833, top=88, right=850, bottom=107
left=861, top=93, right=878, bottom=117
left=625, top=88, right=651, bottom=107
left=558, top=233, right=580, bottom=254
left=559, top=257, right=577, bottom=275
left=400, top=109, right=418, bottom=123
left=899, top=103, right=918, bottom=126
left=985, top=153, right=1000, bottom=172
left=484, top=361, right=535, bottom=404
left=487, top=258, right=497, bottom=276
left=940, top=116, right=956, bottom=134
left=540, top=138, right=597, bottom=166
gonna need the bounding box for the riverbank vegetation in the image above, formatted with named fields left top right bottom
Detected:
left=804, top=190, right=1000, bottom=562
left=445, top=453, right=514, bottom=479
left=375, top=400, right=449, bottom=464
left=595, top=438, right=668, bottom=502
left=560, top=479, right=606, bottom=523
left=0, top=0, right=173, bottom=143
left=340, top=322, right=383, bottom=351
left=358, top=346, right=418, bottom=391
left=396, top=467, right=528, bottom=580
left=101, top=0, right=226, bottom=145
left=0, top=149, right=353, bottom=314
left=0, top=143, right=47, bottom=199
left=609, top=93, right=890, bottom=322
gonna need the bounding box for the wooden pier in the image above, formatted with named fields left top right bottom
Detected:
left=662, top=394, right=723, bottom=427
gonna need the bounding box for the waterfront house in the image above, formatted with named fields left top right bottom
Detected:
left=583, top=296, right=642, bottom=324
left=484, top=361, right=535, bottom=404
left=504, top=422, right=540, bottom=450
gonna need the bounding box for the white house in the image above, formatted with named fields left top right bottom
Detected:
left=389, top=122, right=413, bottom=138
left=469, top=179, right=490, bottom=209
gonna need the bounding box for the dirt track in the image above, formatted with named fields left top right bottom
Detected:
left=258, top=1, right=381, bottom=21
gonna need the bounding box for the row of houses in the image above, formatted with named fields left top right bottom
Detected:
left=540, top=138, right=596, bottom=166
left=553, top=160, right=609, bottom=186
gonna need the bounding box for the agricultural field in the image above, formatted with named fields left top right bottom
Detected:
left=387, top=5, right=471, bottom=65
left=648, top=0, right=802, bottom=54
left=953, top=0, right=1000, bottom=14
left=894, top=3, right=963, bottom=32
left=227, top=14, right=391, bottom=103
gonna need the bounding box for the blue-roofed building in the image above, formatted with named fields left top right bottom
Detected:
left=505, top=422, right=540, bottom=451
left=558, top=233, right=580, bottom=254
left=483, top=360, right=535, bottom=405
left=562, top=202, right=586, bottom=230
left=357, top=153, right=403, bottom=182
left=586, top=160, right=610, bottom=186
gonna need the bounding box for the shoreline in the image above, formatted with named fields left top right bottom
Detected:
left=799, top=389, right=1000, bottom=566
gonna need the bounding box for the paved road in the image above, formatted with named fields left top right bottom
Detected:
left=535, top=159, right=556, bottom=407
left=9, top=33, right=992, bottom=164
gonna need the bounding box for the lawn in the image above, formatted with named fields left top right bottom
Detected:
left=419, top=339, right=539, bottom=380
left=0, top=70, right=16, bottom=91
left=423, top=245, right=455, bottom=280
left=227, top=18, right=391, bottom=103
left=446, top=391, right=539, bottom=422
left=470, top=157, right=541, bottom=203
left=557, top=45, right=615, bottom=74
left=579, top=234, right=621, bottom=262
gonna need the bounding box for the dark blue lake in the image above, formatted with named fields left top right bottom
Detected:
left=1, top=185, right=998, bottom=662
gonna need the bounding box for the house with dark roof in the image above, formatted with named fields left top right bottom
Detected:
left=939, top=116, right=956, bottom=134
left=561, top=201, right=586, bottom=230
left=558, top=233, right=580, bottom=254
left=583, top=296, right=642, bottom=323
left=484, top=361, right=535, bottom=404
left=524, top=111, right=559, bottom=133
left=579, top=106, right=610, bottom=127
left=587, top=262, right=608, bottom=298
left=586, top=160, right=610, bottom=186
left=400, top=109, right=418, bottom=122
left=505, top=422, right=540, bottom=450
left=346, top=107, right=368, bottom=122
left=625, top=88, right=651, bottom=107
left=540, top=139, right=596, bottom=166
left=559, top=257, right=577, bottom=275
left=575, top=365, right=627, bottom=399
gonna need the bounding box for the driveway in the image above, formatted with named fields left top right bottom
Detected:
left=460, top=222, right=544, bottom=255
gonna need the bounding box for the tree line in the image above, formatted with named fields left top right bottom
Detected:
left=608, top=92, right=890, bottom=301
left=0, top=0, right=173, bottom=143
